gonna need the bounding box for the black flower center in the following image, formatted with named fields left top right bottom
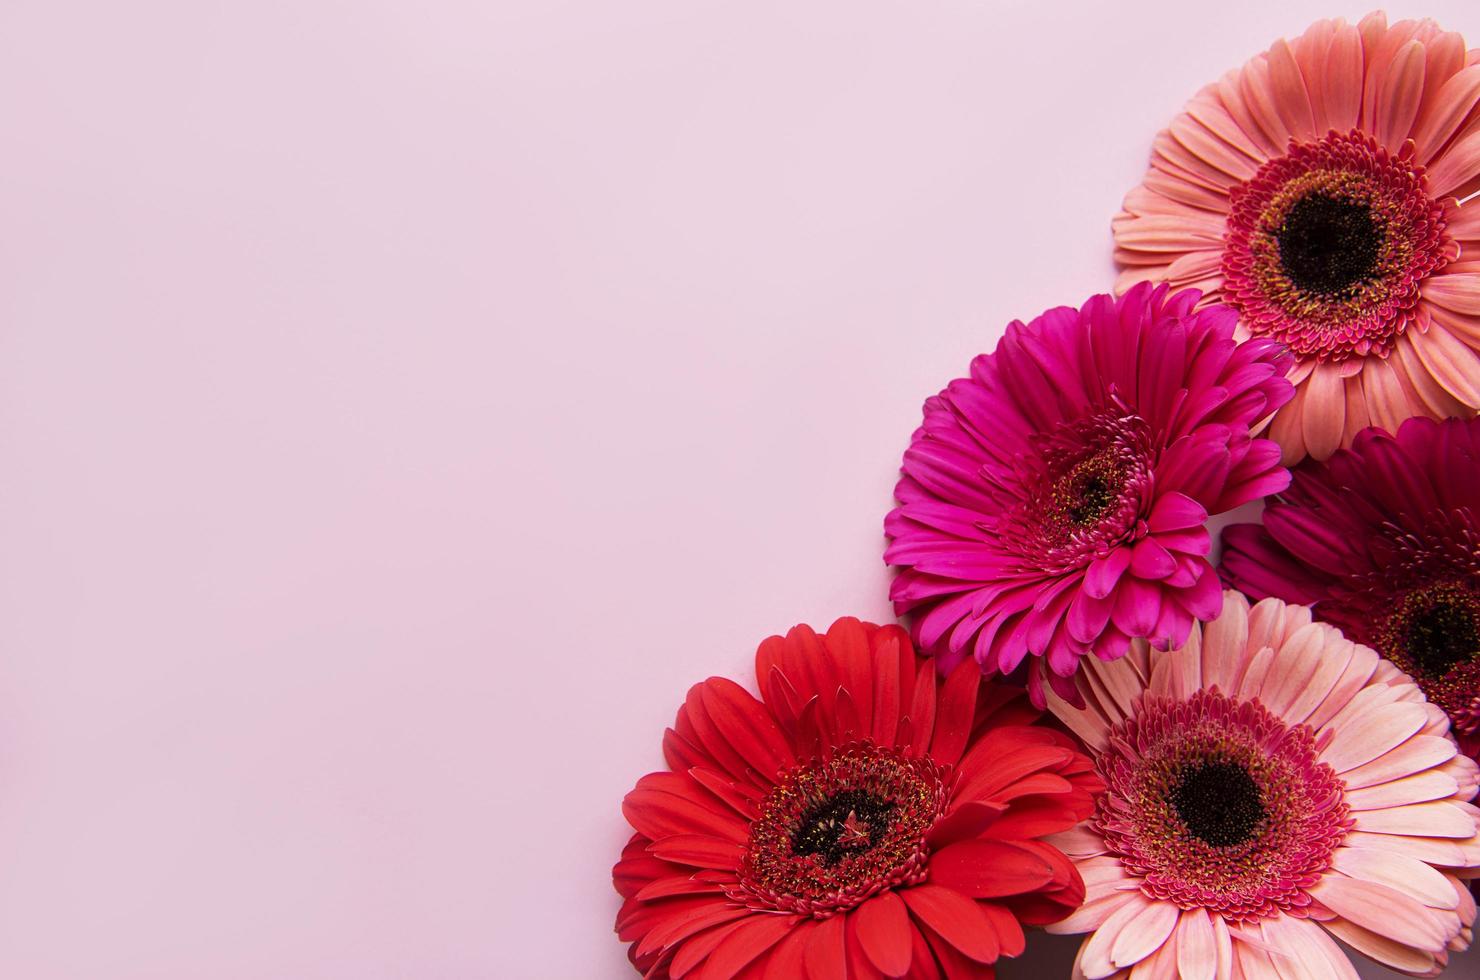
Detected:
left=1172, top=760, right=1266, bottom=847
left=1057, top=454, right=1127, bottom=528
left=1276, top=193, right=1383, bottom=295
left=1404, top=595, right=1480, bottom=677
left=1067, top=469, right=1118, bottom=525
left=792, top=790, right=895, bottom=866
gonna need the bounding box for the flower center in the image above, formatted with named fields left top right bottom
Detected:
left=792, top=790, right=895, bottom=866
left=1369, top=581, right=1480, bottom=740
left=1275, top=193, right=1383, bottom=295
left=1222, top=130, right=1453, bottom=362
left=735, top=742, right=946, bottom=915
left=1171, top=760, right=1266, bottom=847
left=1404, top=590, right=1480, bottom=676
left=991, top=411, right=1152, bottom=572
left=1093, top=690, right=1350, bottom=923
left=1061, top=454, right=1126, bottom=527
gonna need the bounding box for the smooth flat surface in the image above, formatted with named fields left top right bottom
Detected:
left=1, top=1, right=1477, bottom=977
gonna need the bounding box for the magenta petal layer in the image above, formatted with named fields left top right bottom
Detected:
left=1222, top=416, right=1480, bottom=761
left=885, top=283, right=1293, bottom=705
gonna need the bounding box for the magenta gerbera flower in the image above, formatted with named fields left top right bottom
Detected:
left=885, top=283, right=1294, bottom=706
left=1223, top=416, right=1480, bottom=761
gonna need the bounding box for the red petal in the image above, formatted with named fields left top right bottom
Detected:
left=978, top=799, right=1080, bottom=841
left=670, top=916, right=751, bottom=978
left=827, top=617, right=876, bottom=737
left=636, top=902, right=749, bottom=957
left=649, top=834, right=745, bottom=869
left=954, top=741, right=1074, bottom=802
left=907, top=661, right=937, bottom=756
left=760, top=923, right=813, bottom=980
left=696, top=913, right=798, bottom=980
left=928, top=840, right=1057, bottom=898
left=802, top=912, right=847, bottom=980
left=623, top=782, right=750, bottom=844
left=681, top=685, right=756, bottom=783
left=664, top=727, right=711, bottom=773
left=688, top=767, right=761, bottom=821
left=853, top=892, right=913, bottom=977
left=763, top=666, right=803, bottom=740
left=930, top=660, right=980, bottom=766
left=834, top=685, right=863, bottom=742
left=901, top=885, right=1000, bottom=963
left=925, top=801, right=1008, bottom=848
left=844, top=913, right=886, bottom=980
left=700, top=678, right=795, bottom=779
left=986, top=772, right=1071, bottom=804
left=620, top=894, right=721, bottom=945
left=869, top=633, right=903, bottom=747
left=979, top=901, right=1026, bottom=957
left=635, top=875, right=725, bottom=901
left=919, top=920, right=988, bottom=980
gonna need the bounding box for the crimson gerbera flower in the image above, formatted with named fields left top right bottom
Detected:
left=1223, top=416, right=1480, bottom=761
left=612, top=617, right=1103, bottom=979
left=884, top=284, right=1293, bottom=706
left=1114, top=13, right=1480, bottom=463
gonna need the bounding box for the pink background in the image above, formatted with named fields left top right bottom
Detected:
left=2, top=1, right=1477, bottom=976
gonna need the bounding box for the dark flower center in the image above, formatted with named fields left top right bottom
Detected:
left=1094, top=691, right=1350, bottom=922
left=999, top=411, right=1153, bottom=572
left=792, top=790, right=895, bottom=866
left=1221, top=131, right=1452, bottom=362
left=1172, top=760, right=1266, bottom=847
left=1404, top=593, right=1480, bottom=677
left=736, top=743, right=946, bottom=915
left=1062, top=458, right=1124, bottom=527
left=1276, top=193, right=1383, bottom=295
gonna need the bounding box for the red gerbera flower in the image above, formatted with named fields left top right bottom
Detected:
left=612, top=617, right=1103, bottom=978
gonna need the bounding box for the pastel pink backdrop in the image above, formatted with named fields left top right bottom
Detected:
left=1, top=1, right=1475, bottom=977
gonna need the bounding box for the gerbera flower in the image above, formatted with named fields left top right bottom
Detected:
left=1114, top=12, right=1480, bottom=463
left=612, top=617, right=1103, bottom=979
left=1043, top=591, right=1480, bottom=979
left=884, top=284, right=1292, bottom=706
left=1223, top=416, right=1480, bottom=762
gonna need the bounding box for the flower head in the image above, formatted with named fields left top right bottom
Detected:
left=884, top=284, right=1292, bottom=706
left=1115, top=13, right=1480, bottom=463
left=1223, top=416, right=1480, bottom=761
left=613, top=618, right=1102, bottom=978
left=1044, top=592, right=1480, bottom=978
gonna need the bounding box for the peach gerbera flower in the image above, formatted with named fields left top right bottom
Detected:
left=1044, top=591, right=1480, bottom=979
left=1114, top=12, right=1480, bottom=463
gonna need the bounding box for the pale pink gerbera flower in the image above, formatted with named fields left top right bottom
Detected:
left=1115, top=12, right=1480, bottom=463
left=1044, top=591, right=1480, bottom=979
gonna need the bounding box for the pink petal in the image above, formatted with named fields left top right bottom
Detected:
left=1084, top=547, right=1132, bottom=600
left=1331, top=847, right=1461, bottom=910
left=1174, top=908, right=1217, bottom=980
left=1373, top=39, right=1427, bottom=149
left=1351, top=800, right=1478, bottom=838
left=1321, top=918, right=1437, bottom=975
left=1309, top=875, right=1449, bottom=950
left=1321, top=702, right=1429, bottom=772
